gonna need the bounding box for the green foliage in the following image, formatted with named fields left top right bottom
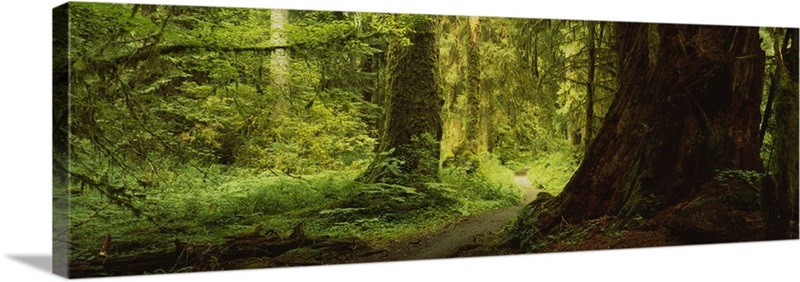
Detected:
left=62, top=4, right=621, bottom=265
left=714, top=169, right=763, bottom=187
left=440, top=153, right=522, bottom=216
left=321, top=181, right=455, bottom=226
left=67, top=156, right=524, bottom=260
left=526, top=142, right=581, bottom=195
left=68, top=169, right=362, bottom=259
left=712, top=169, right=762, bottom=211
left=65, top=3, right=384, bottom=205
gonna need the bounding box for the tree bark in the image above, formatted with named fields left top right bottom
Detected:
left=464, top=16, right=487, bottom=154
left=759, top=29, right=794, bottom=146
left=764, top=28, right=799, bottom=239
left=785, top=28, right=799, bottom=228
left=522, top=23, right=765, bottom=236
left=359, top=16, right=443, bottom=186
left=269, top=9, right=291, bottom=117
left=584, top=21, right=596, bottom=147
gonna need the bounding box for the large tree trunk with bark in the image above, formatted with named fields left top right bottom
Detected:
left=764, top=28, right=799, bottom=239
left=359, top=16, right=443, bottom=186
left=463, top=16, right=494, bottom=155
left=514, top=23, right=766, bottom=245
left=465, top=16, right=481, bottom=149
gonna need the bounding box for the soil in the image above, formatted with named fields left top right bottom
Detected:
left=357, top=167, right=541, bottom=262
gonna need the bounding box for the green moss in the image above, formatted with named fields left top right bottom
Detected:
left=360, top=16, right=443, bottom=187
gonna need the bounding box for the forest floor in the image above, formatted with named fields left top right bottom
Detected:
left=355, top=167, right=541, bottom=262
left=68, top=168, right=543, bottom=277
left=72, top=165, right=750, bottom=278
left=69, top=164, right=760, bottom=278
left=68, top=164, right=725, bottom=278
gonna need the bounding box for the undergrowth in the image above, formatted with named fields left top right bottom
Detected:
left=67, top=155, right=522, bottom=261
left=440, top=153, right=521, bottom=215
left=525, top=145, right=581, bottom=195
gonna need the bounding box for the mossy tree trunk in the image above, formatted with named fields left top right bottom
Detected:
left=463, top=16, right=491, bottom=155
left=524, top=23, right=766, bottom=235
left=359, top=16, right=443, bottom=186
left=269, top=9, right=291, bottom=118
left=464, top=16, right=480, bottom=151
left=765, top=28, right=798, bottom=239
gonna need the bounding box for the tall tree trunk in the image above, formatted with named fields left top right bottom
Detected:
left=359, top=16, right=443, bottom=186
left=562, top=24, right=583, bottom=147
left=785, top=29, right=799, bottom=228
left=269, top=9, right=290, bottom=117
left=764, top=28, right=799, bottom=239
left=464, top=16, right=485, bottom=154
left=759, top=66, right=779, bottom=146
left=759, top=29, right=792, bottom=146
left=584, top=21, right=596, bottom=147
left=480, top=79, right=494, bottom=153
left=517, top=23, right=765, bottom=239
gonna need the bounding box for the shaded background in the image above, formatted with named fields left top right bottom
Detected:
left=1, top=0, right=798, bottom=281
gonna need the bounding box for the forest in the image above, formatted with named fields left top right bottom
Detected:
left=52, top=2, right=798, bottom=278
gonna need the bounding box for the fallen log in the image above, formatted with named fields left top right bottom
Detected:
left=67, top=233, right=377, bottom=278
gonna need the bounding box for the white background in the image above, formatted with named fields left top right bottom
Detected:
left=1, top=0, right=798, bottom=281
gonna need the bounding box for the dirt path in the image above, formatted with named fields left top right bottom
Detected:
left=365, top=167, right=540, bottom=261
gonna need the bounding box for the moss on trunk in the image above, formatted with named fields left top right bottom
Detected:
left=765, top=29, right=799, bottom=239
left=360, top=16, right=443, bottom=187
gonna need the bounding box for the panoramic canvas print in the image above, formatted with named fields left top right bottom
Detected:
left=53, top=1, right=799, bottom=278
